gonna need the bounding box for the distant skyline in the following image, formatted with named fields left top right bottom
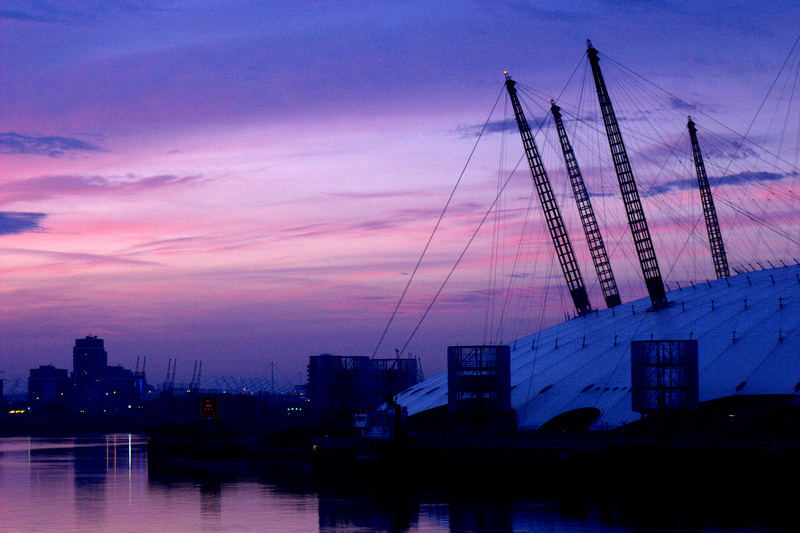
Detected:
left=1, top=1, right=798, bottom=384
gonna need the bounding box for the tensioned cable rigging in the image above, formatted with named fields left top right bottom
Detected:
left=398, top=97, right=573, bottom=353
left=484, top=95, right=510, bottom=345
left=389, top=37, right=800, bottom=361
left=371, top=85, right=505, bottom=357
left=390, top=68, right=585, bottom=355
left=493, top=98, right=566, bottom=342
left=398, top=154, right=525, bottom=356
left=602, top=35, right=800, bottom=176
left=552, top=50, right=800, bottom=277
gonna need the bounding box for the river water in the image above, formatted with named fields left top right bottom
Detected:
left=0, top=435, right=788, bottom=532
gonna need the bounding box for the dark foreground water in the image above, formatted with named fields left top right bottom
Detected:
left=0, top=435, right=791, bottom=532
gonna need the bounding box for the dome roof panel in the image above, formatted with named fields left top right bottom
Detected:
left=396, top=265, right=800, bottom=429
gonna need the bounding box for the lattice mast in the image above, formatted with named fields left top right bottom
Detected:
left=504, top=72, right=591, bottom=315
left=551, top=100, right=622, bottom=307
left=687, top=116, right=730, bottom=279
left=586, top=41, right=668, bottom=308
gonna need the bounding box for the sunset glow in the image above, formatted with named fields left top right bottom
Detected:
left=1, top=1, right=798, bottom=386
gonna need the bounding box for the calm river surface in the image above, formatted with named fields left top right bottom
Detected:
left=0, top=435, right=789, bottom=532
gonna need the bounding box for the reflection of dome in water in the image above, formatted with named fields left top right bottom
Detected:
left=396, top=264, right=800, bottom=430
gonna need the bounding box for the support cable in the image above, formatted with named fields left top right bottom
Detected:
left=587, top=40, right=668, bottom=308
left=505, top=71, right=592, bottom=315
left=688, top=116, right=730, bottom=279
left=601, top=34, right=800, bottom=175
left=551, top=99, right=622, bottom=307
left=600, top=52, right=799, bottom=260
left=399, top=154, right=524, bottom=356
left=371, top=86, right=505, bottom=357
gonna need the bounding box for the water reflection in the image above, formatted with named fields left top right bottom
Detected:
left=199, top=481, right=222, bottom=526
left=448, top=498, right=512, bottom=533
left=318, top=491, right=419, bottom=532
left=0, top=435, right=796, bottom=532
left=73, top=436, right=108, bottom=525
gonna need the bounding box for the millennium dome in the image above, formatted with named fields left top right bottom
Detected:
left=394, top=39, right=800, bottom=432
left=396, top=263, right=800, bottom=430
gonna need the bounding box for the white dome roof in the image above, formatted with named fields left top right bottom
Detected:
left=396, top=264, right=800, bottom=430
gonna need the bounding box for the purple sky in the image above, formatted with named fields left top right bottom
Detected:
left=1, top=1, right=798, bottom=387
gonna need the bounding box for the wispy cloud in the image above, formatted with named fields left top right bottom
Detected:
left=0, top=212, right=46, bottom=235
left=272, top=200, right=491, bottom=244
left=0, top=1, right=169, bottom=25
left=643, top=170, right=787, bottom=196
left=457, top=119, right=522, bottom=138
left=276, top=219, right=402, bottom=241
left=325, top=189, right=431, bottom=200
left=668, top=97, right=720, bottom=115
left=0, top=246, right=161, bottom=268
left=0, top=132, right=103, bottom=156
left=710, top=170, right=790, bottom=188
left=0, top=173, right=203, bottom=205
left=119, top=229, right=272, bottom=257
left=668, top=96, right=693, bottom=112
left=509, top=2, right=586, bottom=23
left=0, top=4, right=81, bottom=24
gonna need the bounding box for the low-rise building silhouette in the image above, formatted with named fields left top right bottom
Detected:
left=28, top=365, right=70, bottom=406
left=307, top=354, right=419, bottom=420
left=106, top=364, right=141, bottom=410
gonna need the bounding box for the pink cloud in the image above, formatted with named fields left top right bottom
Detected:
left=0, top=173, right=204, bottom=206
